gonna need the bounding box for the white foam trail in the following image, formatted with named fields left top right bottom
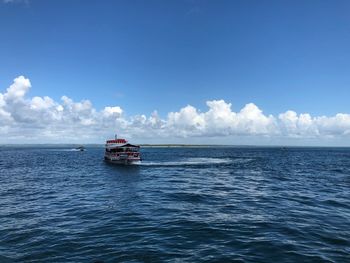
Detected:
left=58, top=149, right=85, bottom=151
left=136, top=157, right=240, bottom=166
left=45, top=149, right=87, bottom=152
left=231, top=158, right=253, bottom=164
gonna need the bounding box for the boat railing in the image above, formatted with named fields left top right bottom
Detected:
left=108, top=152, right=140, bottom=157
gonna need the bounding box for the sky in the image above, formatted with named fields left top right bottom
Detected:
left=1, top=0, right=350, bottom=145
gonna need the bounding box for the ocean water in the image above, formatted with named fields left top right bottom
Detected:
left=0, top=146, right=349, bottom=262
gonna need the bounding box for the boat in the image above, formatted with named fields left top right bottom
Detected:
left=75, top=146, right=85, bottom=151
left=104, top=135, right=141, bottom=164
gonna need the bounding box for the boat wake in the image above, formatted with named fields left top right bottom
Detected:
left=43, top=148, right=86, bottom=152
left=59, top=149, right=86, bottom=152
left=135, top=157, right=251, bottom=166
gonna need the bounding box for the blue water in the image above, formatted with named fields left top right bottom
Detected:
left=0, top=146, right=349, bottom=262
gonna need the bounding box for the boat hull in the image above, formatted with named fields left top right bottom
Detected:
left=104, top=157, right=140, bottom=165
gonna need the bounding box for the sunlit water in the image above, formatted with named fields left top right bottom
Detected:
left=0, top=146, right=349, bottom=262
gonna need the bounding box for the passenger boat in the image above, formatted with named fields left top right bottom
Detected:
left=104, top=135, right=141, bottom=164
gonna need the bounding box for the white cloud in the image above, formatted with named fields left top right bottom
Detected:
left=103, top=106, right=123, bottom=117
left=166, top=100, right=277, bottom=137
left=30, top=96, right=55, bottom=110
left=4, top=75, right=31, bottom=101
left=1, top=75, right=350, bottom=144
left=279, top=111, right=319, bottom=137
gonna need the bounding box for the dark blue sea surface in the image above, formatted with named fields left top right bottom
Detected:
left=0, top=146, right=349, bottom=262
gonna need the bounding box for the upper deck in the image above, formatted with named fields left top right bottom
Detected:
left=106, top=139, right=127, bottom=144
left=105, top=137, right=140, bottom=150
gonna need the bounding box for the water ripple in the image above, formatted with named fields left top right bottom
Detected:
left=0, top=146, right=349, bottom=262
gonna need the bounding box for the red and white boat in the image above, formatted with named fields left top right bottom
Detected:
left=104, top=135, right=141, bottom=164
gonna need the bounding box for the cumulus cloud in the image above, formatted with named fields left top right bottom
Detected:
left=1, top=76, right=350, bottom=143
left=166, top=101, right=277, bottom=137
left=4, top=75, right=31, bottom=101
left=103, top=106, right=123, bottom=118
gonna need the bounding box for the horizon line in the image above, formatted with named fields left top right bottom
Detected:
left=1, top=143, right=350, bottom=148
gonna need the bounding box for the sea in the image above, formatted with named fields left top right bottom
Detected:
left=0, top=146, right=349, bottom=262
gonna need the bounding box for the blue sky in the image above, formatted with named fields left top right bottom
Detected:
left=1, top=0, right=350, bottom=144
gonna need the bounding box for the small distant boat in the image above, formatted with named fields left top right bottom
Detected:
left=75, top=146, right=85, bottom=151
left=104, top=135, right=141, bottom=164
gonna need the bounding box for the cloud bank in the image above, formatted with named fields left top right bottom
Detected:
left=1, top=76, right=350, bottom=144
